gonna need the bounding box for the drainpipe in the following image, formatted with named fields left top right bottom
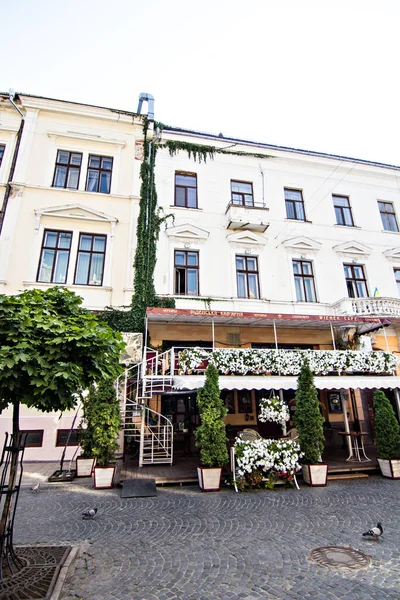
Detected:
left=0, top=89, right=25, bottom=235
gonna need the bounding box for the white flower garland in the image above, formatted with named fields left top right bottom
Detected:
left=234, top=438, right=303, bottom=477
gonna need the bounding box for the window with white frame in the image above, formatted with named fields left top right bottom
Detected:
left=74, top=234, right=107, bottom=286
left=37, top=230, right=72, bottom=283
left=236, top=255, right=260, bottom=299
left=37, top=230, right=107, bottom=286
left=292, top=260, right=317, bottom=302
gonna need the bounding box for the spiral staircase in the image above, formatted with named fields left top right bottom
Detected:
left=118, top=350, right=174, bottom=466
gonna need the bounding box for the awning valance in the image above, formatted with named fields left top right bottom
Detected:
left=172, top=375, right=400, bottom=392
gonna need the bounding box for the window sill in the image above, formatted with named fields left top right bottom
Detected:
left=381, top=229, right=400, bottom=235
left=170, top=205, right=203, bottom=211
left=285, top=218, right=312, bottom=224
left=334, top=224, right=360, bottom=229
left=24, top=281, right=112, bottom=291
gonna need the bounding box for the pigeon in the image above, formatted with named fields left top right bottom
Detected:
left=362, top=522, right=383, bottom=540
left=31, top=483, right=40, bottom=493
left=82, top=508, right=98, bottom=520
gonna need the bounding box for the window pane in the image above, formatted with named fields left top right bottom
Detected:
left=347, top=281, right=355, bottom=298
left=343, top=265, right=351, bottom=278
left=89, top=155, right=101, bottom=168
left=237, top=273, right=247, bottom=297
left=89, top=254, right=104, bottom=285
left=187, top=187, right=197, bottom=207
left=292, top=261, right=301, bottom=275
left=246, top=258, right=257, bottom=271
left=53, top=250, right=69, bottom=283
left=175, top=174, right=196, bottom=186
left=44, top=231, right=58, bottom=248
left=335, top=206, right=344, bottom=225
left=387, top=214, right=398, bottom=232
left=285, top=190, right=302, bottom=201
left=232, top=193, right=242, bottom=205
left=304, top=278, right=315, bottom=302
left=102, top=157, right=113, bottom=169
left=286, top=201, right=295, bottom=219
left=356, top=281, right=367, bottom=297
left=66, top=168, right=79, bottom=189
left=343, top=208, right=353, bottom=226
left=187, top=269, right=198, bottom=294
left=296, top=201, right=305, bottom=220
left=187, top=252, right=198, bottom=266
left=57, top=151, right=70, bottom=164
left=75, top=253, right=90, bottom=284
left=302, top=262, right=312, bottom=275
left=70, top=153, right=82, bottom=166
left=38, top=249, right=55, bottom=282
left=87, top=170, right=99, bottom=192
left=334, top=196, right=349, bottom=207
left=236, top=256, right=245, bottom=270
left=294, top=277, right=304, bottom=301
left=353, top=266, right=364, bottom=278
left=99, top=171, right=111, bottom=193
left=244, top=194, right=253, bottom=206
left=58, top=232, right=72, bottom=249
left=93, top=236, right=105, bottom=252
left=175, top=187, right=186, bottom=206
left=80, top=235, right=92, bottom=251
left=248, top=274, right=259, bottom=298
left=53, top=166, right=67, bottom=187
left=175, top=252, right=185, bottom=265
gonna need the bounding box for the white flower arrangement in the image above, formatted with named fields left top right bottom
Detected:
left=258, top=394, right=290, bottom=424
left=178, top=347, right=398, bottom=376
left=234, top=438, right=303, bottom=478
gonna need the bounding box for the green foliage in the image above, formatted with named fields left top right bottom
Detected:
left=0, top=287, right=124, bottom=412
left=81, top=378, right=121, bottom=466
left=160, top=140, right=271, bottom=162
left=194, top=363, right=229, bottom=467
left=294, top=360, right=325, bottom=464
left=373, top=390, right=400, bottom=459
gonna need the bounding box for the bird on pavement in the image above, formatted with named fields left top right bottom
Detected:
left=31, top=483, right=40, bottom=493
left=362, top=522, right=383, bottom=540
left=82, top=508, right=98, bottom=520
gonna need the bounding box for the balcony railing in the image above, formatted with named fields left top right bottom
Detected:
left=225, top=202, right=269, bottom=232
left=333, top=296, right=400, bottom=318
left=151, top=347, right=398, bottom=378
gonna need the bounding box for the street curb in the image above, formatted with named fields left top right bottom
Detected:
left=49, top=544, right=83, bottom=600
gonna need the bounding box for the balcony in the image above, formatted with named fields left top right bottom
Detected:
left=333, top=296, right=400, bottom=319
left=225, top=201, right=269, bottom=232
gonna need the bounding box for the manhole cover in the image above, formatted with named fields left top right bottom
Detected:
left=310, top=546, right=371, bottom=570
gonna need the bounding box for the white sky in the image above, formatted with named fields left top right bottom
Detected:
left=2, top=0, right=400, bottom=165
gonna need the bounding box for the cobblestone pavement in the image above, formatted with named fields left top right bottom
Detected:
left=14, top=477, right=400, bottom=600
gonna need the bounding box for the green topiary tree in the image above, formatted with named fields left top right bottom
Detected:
left=294, top=360, right=325, bottom=464
left=373, top=390, right=400, bottom=459
left=194, top=363, right=229, bottom=467
left=81, top=378, right=121, bottom=467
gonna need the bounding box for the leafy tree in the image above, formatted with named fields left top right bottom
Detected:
left=194, top=363, right=229, bottom=467
left=0, top=287, right=124, bottom=554
left=373, top=390, right=400, bottom=459
left=294, top=360, right=325, bottom=464
left=81, top=378, right=121, bottom=466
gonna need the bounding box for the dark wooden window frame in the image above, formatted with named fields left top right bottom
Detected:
left=174, top=172, right=198, bottom=208
left=236, top=255, right=260, bottom=299
left=85, top=154, right=113, bottom=194
left=37, top=229, right=72, bottom=283
left=378, top=201, right=399, bottom=232
left=230, top=180, right=254, bottom=206
left=73, top=232, right=107, bottom=286
left=284, top=188, right=306, bottom=221
left=52, top=150, right=82, bottom=190
left=344, top=263, right=368, bottom=298
left=292, top=259, right=317, bottom=302
left=21, top=430, right=44, bottom=448
left=0, top=144, right=5, bottom=168
left=174, top=249, right=199, bottom=295
left=56, top=429, right=80, bottom=447
left=333, top=194, right=354, bottom=227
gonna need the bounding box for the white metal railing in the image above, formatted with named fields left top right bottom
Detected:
left=332, top=296, right=400, bottom=317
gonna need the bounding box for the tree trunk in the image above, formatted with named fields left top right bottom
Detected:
left=0, top=401, right=20, bottom=541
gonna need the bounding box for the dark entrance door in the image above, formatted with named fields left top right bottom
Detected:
left=161, top=392, right=200, bottom=455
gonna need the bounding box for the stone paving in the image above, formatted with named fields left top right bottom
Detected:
left=13, top=477, right=400, bottom=600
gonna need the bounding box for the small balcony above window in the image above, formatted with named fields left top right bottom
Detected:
left=225, top=202, right=269, bottom=232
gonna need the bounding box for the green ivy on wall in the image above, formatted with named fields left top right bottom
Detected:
left=160, top=139, right=272, bottom=162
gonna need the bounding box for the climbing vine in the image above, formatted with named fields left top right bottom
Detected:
left=100, top=119, right=174, bottom=335
left=160, top=139, right=271, bottom=162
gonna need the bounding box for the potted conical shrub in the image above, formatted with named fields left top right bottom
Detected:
left=82, top=378, right=121, bottom=489
left=294, top=360, right=327, bottom=486
left=195, top=363, right=229, bottom=491
left=374, top=389, right=400, bottom=479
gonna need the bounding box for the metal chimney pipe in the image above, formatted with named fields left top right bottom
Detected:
left=137, top=93, right=154, bottom=120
